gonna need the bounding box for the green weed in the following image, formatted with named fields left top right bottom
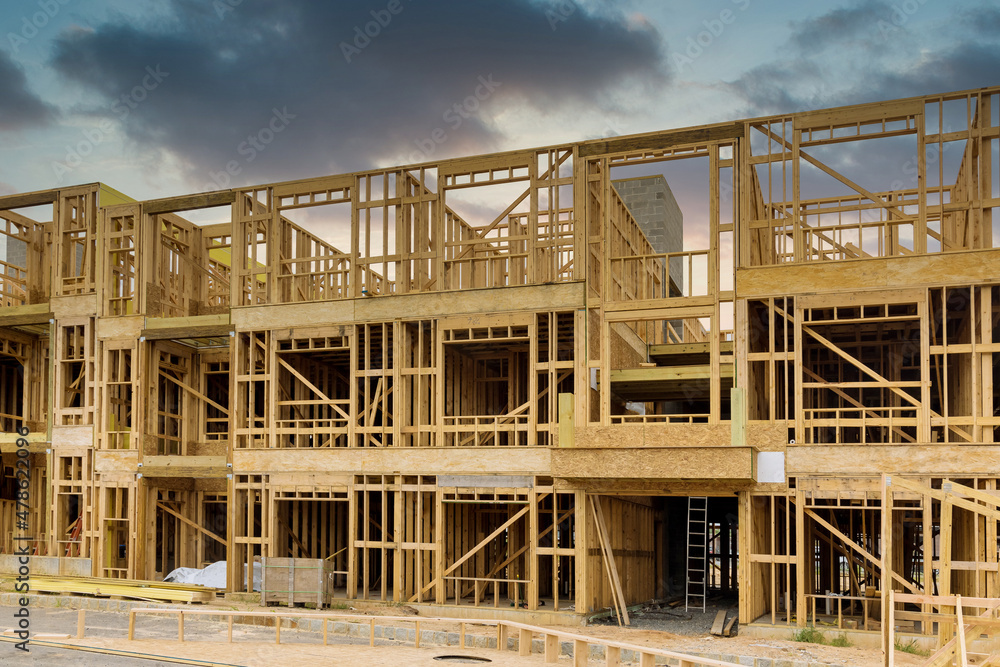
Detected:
left=828, top=633, right=852, bottom=647
left=791, top=625, right=825, bottom=644
left=894, top=638, right=930, bottom=656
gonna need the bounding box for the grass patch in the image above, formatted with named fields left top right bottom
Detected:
left=329, top=602, right=351, bottom=610
left=792, top=626, right=853, bottom=647
left=828, top=633, right=852, bottom=647
left=792, top=626, right=826, bottom=644
left=894, top=638, right=930, bottom=656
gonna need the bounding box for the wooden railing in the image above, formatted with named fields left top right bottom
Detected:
left=0, top=260, right=28, bottom=307
left=442, top=413, right=531, bottom=446
left=802, top=406, right=919, bottom=444
left=443, top=575, right=525, bottom=608
left=611, top=413, right=711, bottom=424
left=889, top=591, right=1000, bottom=667
left=804, top=593, right=876, bottom=630
left=122, top=607, right=745, bottom=666
left=608, top=249, right=709, bottom=302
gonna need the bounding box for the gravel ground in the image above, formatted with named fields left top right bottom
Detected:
left=591, top=595, right=740, bottom=636
left=580, top=595, right=927, bottom=667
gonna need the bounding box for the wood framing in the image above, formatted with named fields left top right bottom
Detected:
left=0, top=87, right=997, bottom=655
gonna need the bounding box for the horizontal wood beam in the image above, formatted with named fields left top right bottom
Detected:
left=141, top=325, right=233, bottom=341
left=0, top=189, right=61, bottom=209
left=579, top=122, right=743, bottom=157
left=143, top=190, right=236, bottom=214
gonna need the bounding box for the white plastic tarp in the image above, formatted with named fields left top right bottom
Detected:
left=163, top=560, right=261, bottom=591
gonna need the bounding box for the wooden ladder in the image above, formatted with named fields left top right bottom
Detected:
left=686, top=496, right=708, bottom=613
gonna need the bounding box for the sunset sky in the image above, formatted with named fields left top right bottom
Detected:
left=1, top=0, right=997, bottom=200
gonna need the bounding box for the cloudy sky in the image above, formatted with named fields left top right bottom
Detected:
left=1, top=0, right=997, bottom=200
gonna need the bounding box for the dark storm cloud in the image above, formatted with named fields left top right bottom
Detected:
left=0, top=50, right=56, bottom=131
left=786, top=0, right=887, bottom=53
left=720, top=1, right=998, bottom=207
left=961, top=4, right=1000, bottom=35
left=725, top=1, right=1000, bottom=118
left=50, top=0, right=667, bottom=190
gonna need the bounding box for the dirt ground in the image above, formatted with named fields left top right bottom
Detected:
left=3, top=592, right=931, bottom=666
left=583, top=596, right=925, bottom=667
left=2, top=605, right=539, bottom=666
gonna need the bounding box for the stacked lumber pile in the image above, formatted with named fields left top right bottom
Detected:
left=29, top=575, right=219, bottom=603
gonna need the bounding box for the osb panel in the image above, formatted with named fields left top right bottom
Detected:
left=232, top=300, right=354, bottom=331
left=551, top=447, right=753, bottom=480
left=189, top=441, right=227, bottom=457
left=357, top=282, right=584, bottom=322
left=96, top=315, right=144, bottom=340
left=737, top=249, right=1000, bottom=297
left=233, top=447, right=552, bottom=475
left=93, top=472, right=135, bottom=485
left=51, top=294, right=99, bottom=319
left=786, top=445, right=1000, bottom=476
left=193, top=478, right=228, bottom=492
left=609, top=322, right=645, bottom=369
left=51, top=425, right=95, bottom=448
left=94, top=449, right=139, bottom=473
left=746, top=422, right=789, bottom=452
left=267, top=472, right=351, bottom=487
left=575, top=424, right=732, bottom=448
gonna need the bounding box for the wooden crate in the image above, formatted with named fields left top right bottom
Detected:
left=260, top=557, right=334, bottom=608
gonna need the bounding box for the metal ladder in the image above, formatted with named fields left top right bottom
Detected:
left=686, top=496, right=708, bottom=612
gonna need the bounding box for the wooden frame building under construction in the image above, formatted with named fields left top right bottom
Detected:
left=1, top=85, right=998, bottom=655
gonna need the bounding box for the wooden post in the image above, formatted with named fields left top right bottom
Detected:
left=730, top=387, right=746, bottom=447
left=573, top=639, right=588, bottom=667
left=557, top=392, right=574, bottom=447
left=575, top=490, right=589, bottom=615
left=605, top=645, right=620, bottom=667
left=519, top=628, right=532, bottom=656
left=956, top=594, right=968, bottom=667
left=881, top=474, right=892, bottom=662
left=80, top=610, right=88, bottom=640
left=940, top=498, right=954, bottom=648
left=795, top=490, right=806, bottom=627
left=544, top=633, right=559, bottom=662
left=887, top=590, right=895, bottom=667
left=178, top=611, right=184, bottom=643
